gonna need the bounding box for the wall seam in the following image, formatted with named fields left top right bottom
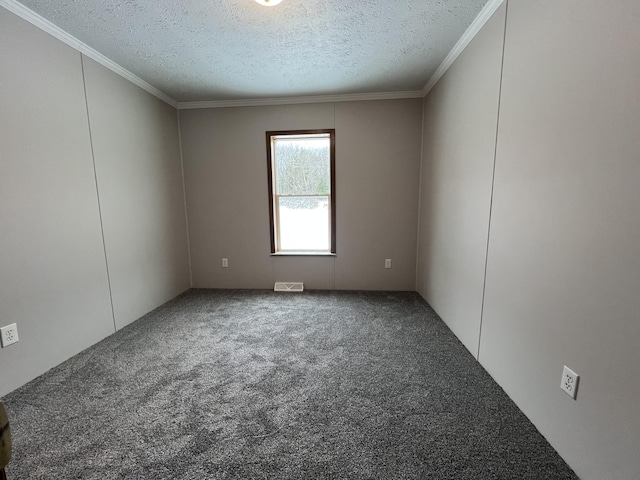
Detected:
left=80, top=54, right=117, bottom=332
left=176, top=111, right=193, bottom=288
left=477, top=0, right=509, bottom=361
left=414, top=96, right=427, bottom=292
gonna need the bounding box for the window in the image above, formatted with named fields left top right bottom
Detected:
left=266, top=129, right=336, bottom=254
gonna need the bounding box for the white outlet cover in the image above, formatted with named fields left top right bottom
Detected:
left=1, top=323, right=19, bottom=347
left=560, top=365, right=579, bottom=399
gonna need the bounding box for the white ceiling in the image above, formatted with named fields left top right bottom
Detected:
left=12, top=0, right=490, bottom=103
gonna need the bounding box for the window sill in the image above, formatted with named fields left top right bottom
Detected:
left=270, top=252, right=336, bottom=256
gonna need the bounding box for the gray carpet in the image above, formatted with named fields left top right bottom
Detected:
left=3, top=289, right=578, bottom=479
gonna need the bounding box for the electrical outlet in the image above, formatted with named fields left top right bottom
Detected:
left=385, top=259, right=392, bottom=269
left=222, top=258, right=228, bottom=268
left=0, top=323, right=19, bottom=348
left=560, top=365, right=579, bottom=399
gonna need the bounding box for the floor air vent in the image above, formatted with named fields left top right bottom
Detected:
left=274, top=282, right=304, bottom=292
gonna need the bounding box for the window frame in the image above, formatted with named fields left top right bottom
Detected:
left=266, top=129, right=336, bottom=255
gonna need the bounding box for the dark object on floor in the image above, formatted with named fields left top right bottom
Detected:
left=0, top=401, right=11, bottom=480
left=3, top=289, right=578, bottom=479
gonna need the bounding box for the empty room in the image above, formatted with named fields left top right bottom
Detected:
left=0, top=0, right=638, bottom=479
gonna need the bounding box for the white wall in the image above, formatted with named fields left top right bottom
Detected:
left=418, top=1, right=640, bottom=479
left=0, top=8, right=114, bottom=397
left=417, top=2, right=506, bottom=355
left=6, top=1, right=638, bottom=476
left=83, top=57, right=191, bottom=328
left=180, top=99, right=422, bottom=291
left=0, top=7, right=190, bottom=396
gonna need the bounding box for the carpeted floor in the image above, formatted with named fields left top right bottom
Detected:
left=3, top=289, right=578, bottom=479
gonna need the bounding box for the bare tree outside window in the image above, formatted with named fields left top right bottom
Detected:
left=266, top=130, right=336, bottom=253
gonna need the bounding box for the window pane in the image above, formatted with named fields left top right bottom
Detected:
left=278, top=196, right=329, bottom=251
left=274, top=137, right=330, bottom=196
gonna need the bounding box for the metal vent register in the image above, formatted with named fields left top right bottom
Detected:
left=274, top=282, right=304, bottom=292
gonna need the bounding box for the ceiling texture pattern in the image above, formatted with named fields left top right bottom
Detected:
left=13, top=0, right=489, bottom=102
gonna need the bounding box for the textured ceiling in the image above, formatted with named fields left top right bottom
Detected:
left=15, top=0, right=489, bottom=102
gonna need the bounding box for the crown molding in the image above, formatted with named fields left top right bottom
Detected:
left=2, top=0, right=504, bottom=109
left=423, top=0, right=505, bottom=95
left=0, top=0, right=178, bottom=108
left=178, top=90, right=425, bottom=110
